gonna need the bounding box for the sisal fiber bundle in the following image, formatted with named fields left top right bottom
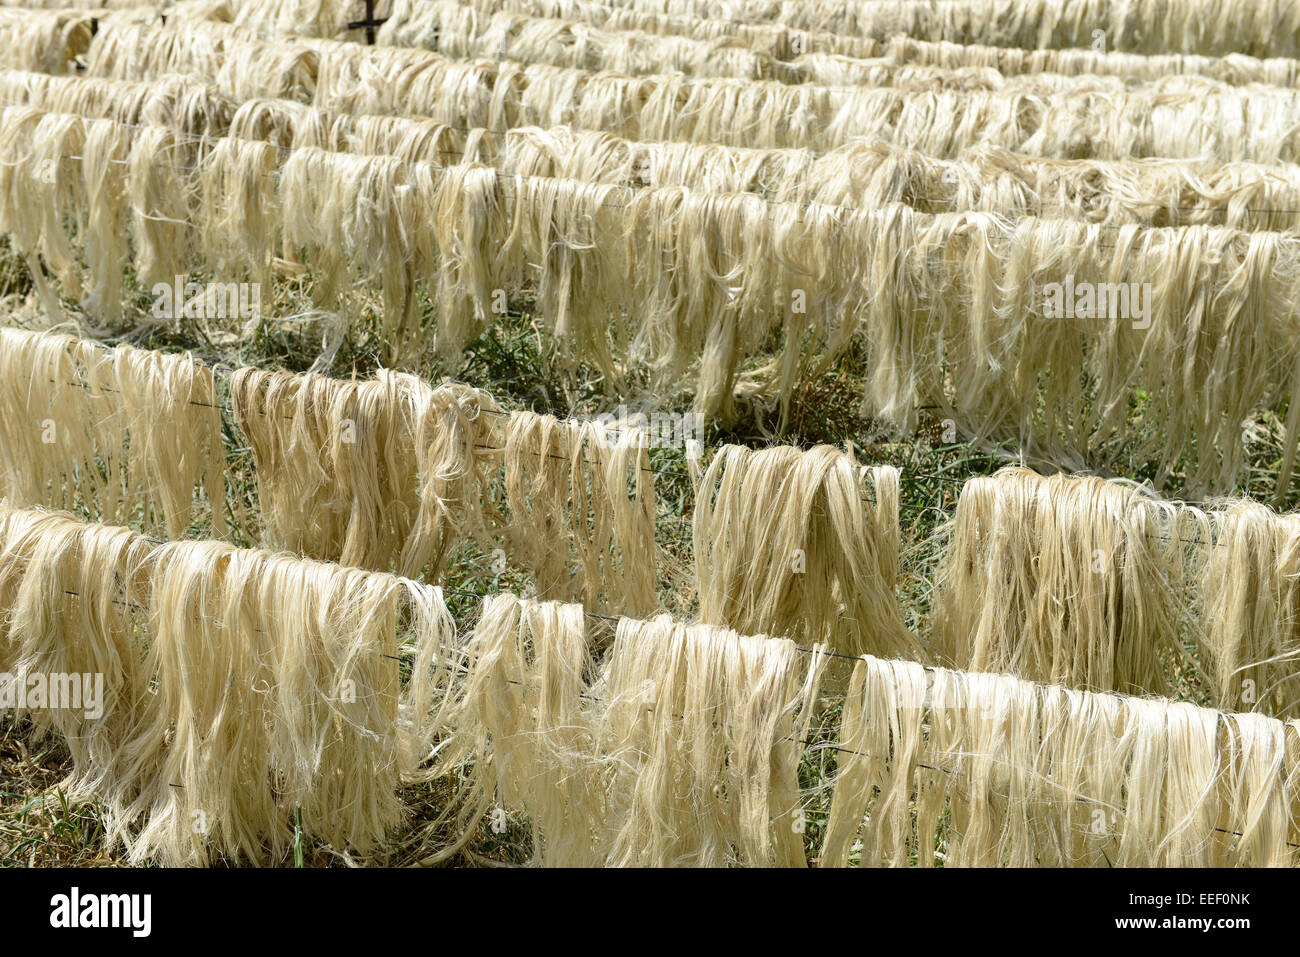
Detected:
left=228, top=94, right=474, bottom=163
left=58, top=19, right=1300, bottom=161
left=553, top=0, right=1300, bottom=58
left=82, top=340, right=227, bottom=538
left=883, top=36, right=1300, bottom=87
left=278, top=148, right=508, bottom=359
left=448, top=600, right=827, bottom=866
left=0, top=105, right=86, bottom=304
left=0, top=328, right=100, bottom=513
left=0, top=329, right=225, bottom=537
left=78, top=116, right=133, bottom=327
left=498, top=123, right=813, bottom=198
left=597, top=614, right=827, bottom=866
left=8, top=101, right=1300, bottom=494
left=933, top=467, right=1185, bottom=695
left=83, top=19, right=318, bottom=103
left=277, top=146, right=429, bottom=351
left=693, top=444, right=918, bottom=660
left=822, top=653, right=1300, bottom=866
left=125, top=123, right=200, bottom=290
left=116, top=538, right=456, bottom=866
left=0, top=70, right=235, bottom=136
left=502, top=410, right=657, bottom=616
left=228, top=367, right=500, bottom=578
left=452, top=593, right=604, bottom=866
left=379, top=2, right=1223, bottom=92
left=228, top=0, right=362, bottom=39
left=498, top=172, right=629, bottom=389
left=443, top=0, right=883, bottom=59
left=0, top=10, right=94, bottom=75
left=498, top=126, right=1300, bottom=232
left=850, top=209, right=1300, bottom=497
left=380, top=0, right=769, bottom=81
left=196, top=132, right=280, bottom=295
left=0, top=507, right=155, bottom=799
left=0, top=506, right=459, bottom=865
left=1196, top=501, right=1300, bottom=716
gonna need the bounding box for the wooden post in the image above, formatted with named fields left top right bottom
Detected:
left=347, top=0, right=387, bottom=44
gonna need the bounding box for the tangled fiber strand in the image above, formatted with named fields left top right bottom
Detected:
left=822, top=653, right=1300, bottom=867
left=933, top=467, right=1186, bottom=696
left=229, top=367, right=499, bottom=578
left=693, top=444, right=918, bottom=660
left=597, top=614, right=827, bottom=866
left=502, top=410, right=657, bottom=616
left=1196, top=501, right=1300, bottom=717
